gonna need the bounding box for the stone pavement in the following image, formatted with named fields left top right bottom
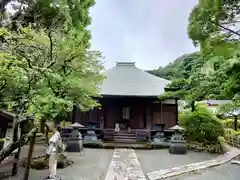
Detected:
left=147, top=146, right=240, bottom=180
left=104, top=148, right=146, bottom=180
left=1, top=146, right=239, bottom=180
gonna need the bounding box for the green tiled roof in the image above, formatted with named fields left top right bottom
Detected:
left=100, top=62, right=170, bottom=97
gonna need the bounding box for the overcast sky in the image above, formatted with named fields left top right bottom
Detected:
left=89, top=0, right=199, bottom=70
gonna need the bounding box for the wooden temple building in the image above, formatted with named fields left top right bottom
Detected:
left=71, top=62, right=178, bottom=142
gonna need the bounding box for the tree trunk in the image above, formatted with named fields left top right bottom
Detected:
left=0, top=128, right=38, bottom=163
left=11, top=122, right=20, bottom=176
left=45, top=124, right=50, bottom=145
left=23, top=129, right=37, bottom=180
left=40, top=120, right=45, bottom=134
left=191, top=100, right=195, bottom=112
left=234, top=116, right=238, bottom=131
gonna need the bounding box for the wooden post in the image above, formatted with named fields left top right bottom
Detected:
left=23, top=129, right=37, bottom=180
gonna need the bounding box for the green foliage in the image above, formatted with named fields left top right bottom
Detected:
left=0, top=0, right=104, bottom=124
left=148, top=52, right=200, bottom=80
left=0, top=26, right=104, bottom=121
left=218, top=99, right=240, bottom=116
left=221, top=119, right=240, bottom=129
left=187, top=3, right=219, bottom=49
left=180, top=104, right=224, bottom=144
left=155, top=0, right=240, bottom=105
left=224, top=128, right=240, bottom=137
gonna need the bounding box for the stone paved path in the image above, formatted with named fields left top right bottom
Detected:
left=104, top=148, right=146, bottom=180
left=147, top=146, right=240, bottom=180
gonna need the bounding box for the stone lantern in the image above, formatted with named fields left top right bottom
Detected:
left=66, top=123, right=84, bottom=152
left=168, top=125, right=187, bottom=154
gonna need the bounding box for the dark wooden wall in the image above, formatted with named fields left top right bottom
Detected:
left=72, top=96, right=177, bottom=130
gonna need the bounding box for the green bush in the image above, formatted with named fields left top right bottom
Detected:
left=224, top=128, right=240, bottom=136
left=180, top=104, right=224, bottom=144
left=221, top=119, right=240, bottom=129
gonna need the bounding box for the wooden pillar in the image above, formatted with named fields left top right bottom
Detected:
left=175, top=99, right=179, bottom=125
left=160, top=101, right=163, bottom=124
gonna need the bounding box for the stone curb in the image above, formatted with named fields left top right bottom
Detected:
left=147, top=146, right=240, bottom=180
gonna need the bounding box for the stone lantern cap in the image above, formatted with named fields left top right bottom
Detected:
left=69, top=122, right=84, bottom=128
left=168, top=125, right=184, bottom=131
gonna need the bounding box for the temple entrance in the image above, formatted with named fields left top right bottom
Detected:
left=117, top=106, right=131, bottom=130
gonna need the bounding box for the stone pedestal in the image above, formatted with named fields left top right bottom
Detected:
left=151, top=132, right=168, bottom=147
left=169, top=134, right=187, bottom=154
left=84, top=130, right=97, bottom=141
left=66, top=129, right=83, bottom=152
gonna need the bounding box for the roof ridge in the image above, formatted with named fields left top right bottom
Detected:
left=116, top=62, right=135, bottom=67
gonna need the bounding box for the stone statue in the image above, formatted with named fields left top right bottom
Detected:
left=115, top=123, right=120, bottom=132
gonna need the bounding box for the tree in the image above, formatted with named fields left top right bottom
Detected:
left=0, top=1, right=103, bottom=177
left=148, top=52, right=201, bottom=80
left=0, top=24, right=103, bottom=160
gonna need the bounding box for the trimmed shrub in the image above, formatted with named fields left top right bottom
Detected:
left=180, top=104, right=224, bottom=145
left=221, top=119, right=240, bottom=130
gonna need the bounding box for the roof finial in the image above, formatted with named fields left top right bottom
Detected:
left=116, top=62, right=136, bottom=67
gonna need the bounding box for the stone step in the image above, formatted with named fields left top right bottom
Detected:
left=113, top=138, right=137, bottom=143
left=114, top=131, right=136, bottom=134
left=102, top=142, right=150, bottom=149
left=113, top=134, right=136, bottom=139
